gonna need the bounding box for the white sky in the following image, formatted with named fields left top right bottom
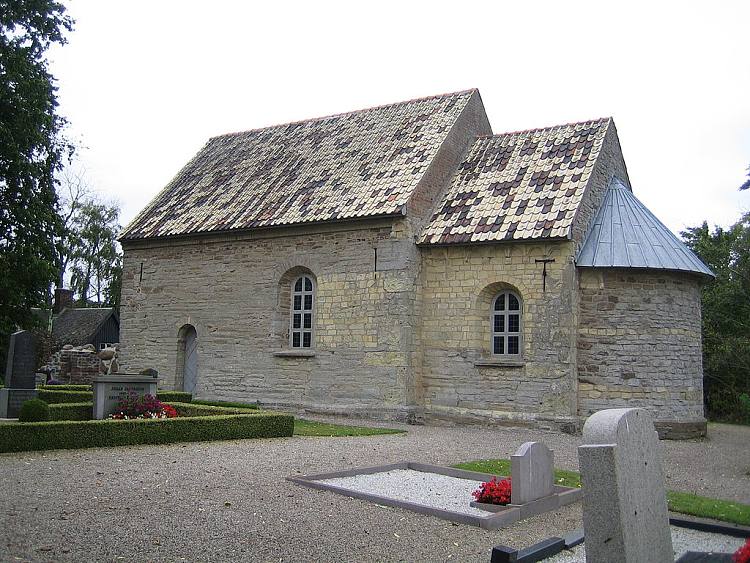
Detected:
left=48, top=0, right=750, bottom=235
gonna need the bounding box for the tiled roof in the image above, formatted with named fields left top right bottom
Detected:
left=577, top=178, right=714, bottom=277
left=418, top=118, right=610, bottom=245
left=52, top=308, right=117, bottom=347
left=120, top=90, right=477, bottom=240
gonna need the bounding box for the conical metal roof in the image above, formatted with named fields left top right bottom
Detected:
left=576, top=178, right=713, bottom=277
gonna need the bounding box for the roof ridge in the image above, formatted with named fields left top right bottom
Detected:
left=475, top=117, right=612, bottom=140
left=210, top=88, right=478, bottom=140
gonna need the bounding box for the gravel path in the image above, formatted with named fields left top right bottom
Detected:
left=0, top=418, right=748, bottom=562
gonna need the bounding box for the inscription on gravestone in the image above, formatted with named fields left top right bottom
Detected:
left=92, top=375, right=158, bottom=419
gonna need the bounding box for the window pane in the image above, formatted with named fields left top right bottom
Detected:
left=302, top=332, right=311, bottom=348
left=494, top=294, right=505, bottom=311
left=294, top=278, right=303, bottom=292
left=292, top=332, right=300, bottom=347
left=508, top=336, right=519, bottom=355
left=508, top=293, right=519, bottom=310
left=508, top=314, right=519, bottom=332
left=304, top=295, right=313, bottom=310
left=493, top=314, right=504, bottom=333
left=304, top=277, right=312, bottom=291
left=293, top=295, right=302, bottom=310
left=303, top=313, right=311, bottom=329
left=293, top=314, right=301, bottom=329
left=493, top=336, right=504, bottom=354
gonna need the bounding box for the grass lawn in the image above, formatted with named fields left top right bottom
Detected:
left=453, top=459, right=750, bottom=526
left=294, top=419, right=405, bottom=437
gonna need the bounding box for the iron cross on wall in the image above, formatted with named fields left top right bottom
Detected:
left=535, top=258, right=555, bottom=292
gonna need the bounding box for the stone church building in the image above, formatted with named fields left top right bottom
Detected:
left=119, top=89, right=712, bottom=438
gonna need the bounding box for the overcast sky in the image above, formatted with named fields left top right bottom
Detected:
left=48, top=0, right=749, bottom=235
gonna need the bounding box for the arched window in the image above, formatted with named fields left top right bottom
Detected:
left=491, top=291, right=521, bottom=357
left=290, top=275, right=314, bottom=348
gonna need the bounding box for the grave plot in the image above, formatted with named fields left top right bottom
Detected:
left=288, top=442, right=582, bottom=530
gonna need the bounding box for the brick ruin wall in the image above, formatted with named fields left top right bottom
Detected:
left=577, top=269, right=705, bottom=435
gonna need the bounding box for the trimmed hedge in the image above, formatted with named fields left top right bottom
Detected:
left=156, top=391, right=192, bottom=403
left=38, top=384, right=91, bottom=391
left=37, top=389, right=193, bottom=405
left=46, top=401, right=252, bottom=422
left=190, top=399, right=258, bottom=410
left=49, top=402, right=93, bottom=421
left=0, top=411, right=294, bottom=453
left=19, top=399, right=50, bottom=422
left=38, top=389, right=93, bottom=404
left=169, top=402, right=256, bottom=417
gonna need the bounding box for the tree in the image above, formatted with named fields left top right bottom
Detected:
left=69, top=200, right=122, bottom=307
left=54, top=167, right=89, bottom=289
left=0, top=1, right=73, bottom=363
left=741, top=165, right=750, bottom=191
left=683, top=214, right=750, bottom=421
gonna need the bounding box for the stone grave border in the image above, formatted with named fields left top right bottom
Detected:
left=489, top=516, right=750, bottom=563
left=287, top=461, right=582, bottom=530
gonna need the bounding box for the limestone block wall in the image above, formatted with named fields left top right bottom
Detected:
left=417, top=240, right=579, bottom=425
left=119, top=219, right=423, bottom=419
left=577, top=269, right=705, bottom=425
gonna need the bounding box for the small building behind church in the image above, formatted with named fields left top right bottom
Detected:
left=118, top=89, right=712, bottom=438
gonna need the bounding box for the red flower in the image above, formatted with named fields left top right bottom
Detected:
left=472, top=477, right=512, bottom=505
left=734, top=538, right=750, bottom=563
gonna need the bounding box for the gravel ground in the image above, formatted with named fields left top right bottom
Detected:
left=320, top=469, right=488, bottom=516
left=0, top=418, right=748, bottom=562
left=546, top=526, right=746, bottom=562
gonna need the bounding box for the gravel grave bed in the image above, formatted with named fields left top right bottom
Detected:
left=320, top=468, right=488, bottom=516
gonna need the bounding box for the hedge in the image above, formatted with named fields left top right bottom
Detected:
left=46, top=401, right=252, bottom=422
left=38, top=384, right=91, bottom=391
left=169, top=402, right=256, bottom=417
left=0, top=411, right=294, bottom=453
left=37, top=389, right=193, bottom=405
left=38, top=389, right=93, bottom=404
left=49, top=402, right=93, bottom=421
left=155, top=391, right=192, bottom=403
left=190, top=399, right=258, bottom=410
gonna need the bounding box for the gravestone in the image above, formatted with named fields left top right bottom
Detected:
left=0, top=330, right=40, bottom=418
left=577, top=408, right=673, bottom=563
left=92, top=375, right=158, bottom=419
left=511, top=441, right=554, bottom=505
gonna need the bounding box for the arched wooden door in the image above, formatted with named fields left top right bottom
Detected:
left=182, top=326, right=198, bottom=394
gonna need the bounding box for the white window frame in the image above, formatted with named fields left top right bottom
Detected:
left=491, top=291, right=522, bottom=358
left=290, top=275, right=314, bottom=348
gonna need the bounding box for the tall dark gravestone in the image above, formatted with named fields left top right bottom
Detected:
left=0, top=330, right=40, bottom=418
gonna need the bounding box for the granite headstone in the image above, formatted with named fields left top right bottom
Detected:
left=511, top=441, right=555, bottom=505
left=0, top=330, right=40, bottom=417
left=577, top=408, right=673, bottom=563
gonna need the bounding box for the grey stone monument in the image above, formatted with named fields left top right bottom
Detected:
left=0, top=330, right=40, bottom=418
left=92, top=375, right=158, bottom=419
left=511, top=441, right=554, bottom=505
left=578, top=408, right=673, bottom=563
